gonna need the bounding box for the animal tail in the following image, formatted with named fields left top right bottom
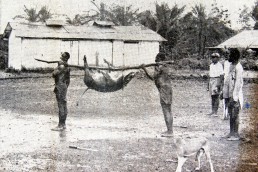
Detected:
left=76, top=88, right=89, bottom=106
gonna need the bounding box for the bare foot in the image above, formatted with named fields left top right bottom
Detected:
left=207, top=112, right=214, bottom=115
left=211, top=113, right=218, bottom=117
left=227, top=136, right=240, bottom=141
left=51, top=125, right=66, bottom=131
left=161, top=131, right=173, bottom=137
left=224, top=133, right=233, bottom=138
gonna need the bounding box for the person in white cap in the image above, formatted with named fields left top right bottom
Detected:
left=207, top=52, right=224, bottom=116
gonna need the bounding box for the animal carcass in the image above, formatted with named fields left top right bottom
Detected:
left=83, top=56, right=135, bottom=92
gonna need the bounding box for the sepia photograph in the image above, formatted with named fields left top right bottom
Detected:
left=0, top=0, right=257, bottom=171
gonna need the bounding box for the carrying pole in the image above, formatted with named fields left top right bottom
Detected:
left=35, top=58, right=175, bottom=71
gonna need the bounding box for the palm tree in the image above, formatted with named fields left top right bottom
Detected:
left=192, top=4, right=207, bottom=56
left=138, top=10, right=157, bottom=31
left=139, top=3, right=185, bottom=55
left=13, top=5, right=52, bottom=23
left=192, top=3, right=235, bottom=57
left=38, top=6, right=52, bottom=22
left=67, top=1, right=140, bottom=26
left=90, top=1, right=140, bottom=26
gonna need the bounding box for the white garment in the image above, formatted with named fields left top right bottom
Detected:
left=223, top=60, right=231, bottom=80
left=209, top=62, right=224, bottom=77
left=223, top=62, right=244, bottom=109
left=233, top=63, right=244, bottom=109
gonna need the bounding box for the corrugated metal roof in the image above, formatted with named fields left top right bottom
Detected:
left=214, top=30, right=258, bottom=49
left=46, top=19, right=65, bottom=26
left=93, top=21, right=115, bottom=27
left=7, top=22, right=166, bottom=42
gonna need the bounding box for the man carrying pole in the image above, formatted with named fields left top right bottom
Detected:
left=141, top=52, right=173, bottom=137
left=51, top=52, right=71, bottom=131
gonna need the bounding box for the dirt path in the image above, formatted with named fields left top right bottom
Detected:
left=0, top=75, right=257, bottom=172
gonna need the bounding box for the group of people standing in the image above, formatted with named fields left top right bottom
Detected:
left=208, top=48, right=244, bottom=141
left=50, top=49, right=244, bottom=141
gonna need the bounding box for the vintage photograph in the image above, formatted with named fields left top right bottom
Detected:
left=0, top=0, right=257, bottom=171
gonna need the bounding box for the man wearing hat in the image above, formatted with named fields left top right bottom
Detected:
left=207, top=52, right=224, bottom=116
left=51, top=52, right=71, bottom=131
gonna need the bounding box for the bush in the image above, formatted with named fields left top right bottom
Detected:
left=177, top=58, right=210, bottom=70
left=21, top=66, right=54, bottom=73
left=241, top=59, right=258, bottom=70
left=5, top=67, right=21, bottom=74
left=0, top=51, right=7, bottom=69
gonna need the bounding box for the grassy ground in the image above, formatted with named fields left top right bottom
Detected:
left=0, top=72, right=257, bottom=172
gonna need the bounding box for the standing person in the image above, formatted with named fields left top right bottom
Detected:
left=207, top=53, right=224, bottom=116
left=51, top=52, right=71, bottom=131
left=221, top=50, right=231, bottom=120
left=141, top=52, right=173, bottom=137
left=223, top=48, right=243, bottom=141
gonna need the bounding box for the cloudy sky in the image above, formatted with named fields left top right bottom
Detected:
left=0, top=0, right=256, bottom=33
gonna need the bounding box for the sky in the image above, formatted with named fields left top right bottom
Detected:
left=0, top=0, right=256, bottom=33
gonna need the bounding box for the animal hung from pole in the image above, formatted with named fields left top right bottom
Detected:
left=83, top=56, right=135, bottom=92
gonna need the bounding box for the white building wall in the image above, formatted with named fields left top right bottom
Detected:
left=60, top=41, right=79, bottom=65
left=21, top=38, right=60, bottom=69
left=112, top=41, right=159, bottom=67
left=123, top=42, right=140, bottom=66
left=78, top=40, right=113, bottom=66
left=139, top=41, right=159, bottom=64
left=8, top=31, right=22, bottom=70
left=112, top=41, right=124, bottom=66
left=8, top=36, right=161, bottom=69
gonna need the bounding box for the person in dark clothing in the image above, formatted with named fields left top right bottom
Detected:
left=141, top=52, right=173, bottom=137
left=51, top=52, right=70, bottom=131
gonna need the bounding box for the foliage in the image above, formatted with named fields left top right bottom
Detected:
left=252, top=0, right=258, bottom=29
left=241, top=59, right=258, bottom=70
left=139, top=3, right=186, bottom=58
left=138, top=2, right=235, bottom=59
left=238, top=5, right=254, bottom=30
left=90, top=1, right=140, bottom=26
left=14, top=5, right=52, bottom=22
left=0, top=50, right=7, bottom=69
left=191, top=2, right=235, bottom=57
left=37, top=6, right=52, bottom=22
left=177, top=57, right=210, bottom=70
left=24, top=5, right=38, bottom=22
left=67, top=1, right=140, bottom=26
left=66, top=14, right=93, bottom=25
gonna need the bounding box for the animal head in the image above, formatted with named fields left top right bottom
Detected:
left=123, top=72, right=135, bottom=86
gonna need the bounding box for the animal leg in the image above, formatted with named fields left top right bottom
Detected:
left=175, top=156, right=187, bottom=172
left=195, top=149, right=204, bottom=171
left=104, top=58, right=114, bottom=73
left=83, top=55, right=89, bottom=68
left=83, top=55, right=96, bottom=90
left=205, top=148, right=214, bottom=172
